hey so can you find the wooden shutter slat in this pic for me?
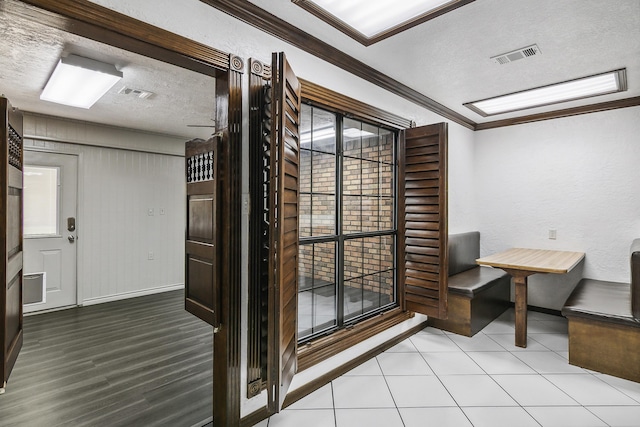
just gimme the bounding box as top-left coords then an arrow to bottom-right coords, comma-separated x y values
406,162 -> 439,173
405,245 -> 440,256
405,170 -> 440,180
405,221 -> 439,230
406,213 -> 439,222
399,123 -> 448,319
405,154 -> 440,165
405,229 -> 440,239
405,204 -> 439,213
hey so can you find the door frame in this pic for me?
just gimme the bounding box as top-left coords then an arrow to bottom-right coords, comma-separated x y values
23,148 -> 80,312
5,1 -> 244,425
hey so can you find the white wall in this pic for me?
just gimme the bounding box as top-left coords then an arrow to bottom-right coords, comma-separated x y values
475,106 -> 640,309
23,113 -> 187,305
83,0 -> 479,416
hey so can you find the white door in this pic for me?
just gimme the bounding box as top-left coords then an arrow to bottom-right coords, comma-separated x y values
23,151 -> 78,313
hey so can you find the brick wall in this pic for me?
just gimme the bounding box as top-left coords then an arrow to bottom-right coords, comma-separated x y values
299,129 -> 395,301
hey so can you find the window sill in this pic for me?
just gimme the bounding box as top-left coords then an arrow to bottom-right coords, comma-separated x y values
297,307 -> 414,371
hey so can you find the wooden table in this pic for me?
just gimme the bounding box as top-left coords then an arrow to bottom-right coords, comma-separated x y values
476,248 -> 585,347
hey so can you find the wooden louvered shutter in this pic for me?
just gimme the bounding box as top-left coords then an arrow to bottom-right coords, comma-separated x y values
268,52 -> 301,411
398,123 -> 448,319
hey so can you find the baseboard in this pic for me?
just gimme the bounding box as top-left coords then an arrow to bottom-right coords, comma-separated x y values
80,284 -> 185,306
508,302 -> 562,317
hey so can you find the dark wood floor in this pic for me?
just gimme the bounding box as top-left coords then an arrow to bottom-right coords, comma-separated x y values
0,290 -> 213,427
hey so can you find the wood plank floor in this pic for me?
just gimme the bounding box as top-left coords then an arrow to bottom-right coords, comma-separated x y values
0,290 -> 213,427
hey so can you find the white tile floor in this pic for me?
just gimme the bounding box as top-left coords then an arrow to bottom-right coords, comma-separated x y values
256,309 -> 640,427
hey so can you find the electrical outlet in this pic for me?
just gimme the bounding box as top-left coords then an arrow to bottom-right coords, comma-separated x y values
148,251 -> 154,260
548,229 -> 557,240
148,208 -> 154,216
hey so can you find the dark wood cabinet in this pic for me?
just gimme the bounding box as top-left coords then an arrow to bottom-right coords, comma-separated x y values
184,137 -> 220,328
1,97 -> 24,393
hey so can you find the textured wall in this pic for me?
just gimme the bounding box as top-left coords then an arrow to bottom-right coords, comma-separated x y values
23,114 -> 186,304
475,106 -> 640,309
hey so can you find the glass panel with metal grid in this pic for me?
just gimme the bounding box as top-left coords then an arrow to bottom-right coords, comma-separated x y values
298,103 -> 397,342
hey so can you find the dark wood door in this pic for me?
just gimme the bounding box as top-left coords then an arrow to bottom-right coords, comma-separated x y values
267,52 -> 301,411
184,137 -> 219,328
398,123 -> 448,319
1,97 -> 24,393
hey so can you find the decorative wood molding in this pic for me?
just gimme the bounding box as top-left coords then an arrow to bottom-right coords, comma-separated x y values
301,79 -> 412,130
16,0 -> 231,74
292,0 -> 475,47
198,0 -> 476,130
213,68 -> 244,426
250,58 -> 270,78
475,96 -> 640,131
247,58 -> 271,399
230,55 -> 245,73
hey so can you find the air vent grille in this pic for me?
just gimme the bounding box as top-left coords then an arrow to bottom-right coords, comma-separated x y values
118,86 -> 155,99
492,44 -> 541,65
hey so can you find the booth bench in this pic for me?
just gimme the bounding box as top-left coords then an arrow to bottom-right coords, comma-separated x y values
562,239 -> 640,382
428,232 -> 511,336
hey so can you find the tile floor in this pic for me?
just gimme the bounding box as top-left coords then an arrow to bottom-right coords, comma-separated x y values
256,309 -> 640,427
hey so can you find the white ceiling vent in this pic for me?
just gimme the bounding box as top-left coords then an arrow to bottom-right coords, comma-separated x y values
118,86 -> 155,99
491,44 -> 541,65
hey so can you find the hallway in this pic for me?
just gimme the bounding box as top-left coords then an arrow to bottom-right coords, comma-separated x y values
0,291 -> 213,427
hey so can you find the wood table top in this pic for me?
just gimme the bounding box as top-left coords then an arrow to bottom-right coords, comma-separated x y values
476,248 -> 585,274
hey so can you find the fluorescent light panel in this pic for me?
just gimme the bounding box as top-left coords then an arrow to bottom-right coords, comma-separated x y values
307,0 -> 456,38
465,69 -> 626,116
41,54 -> 123,109
300,126 -> 376,144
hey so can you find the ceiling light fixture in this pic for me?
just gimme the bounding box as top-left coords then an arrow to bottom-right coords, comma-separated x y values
464,69 -> 627,117
293,0 -> 473,45
40,54 -> 123,109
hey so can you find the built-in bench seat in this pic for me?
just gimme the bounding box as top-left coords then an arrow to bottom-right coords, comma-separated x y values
561,239 -> 640,382
428,232 -> 511,336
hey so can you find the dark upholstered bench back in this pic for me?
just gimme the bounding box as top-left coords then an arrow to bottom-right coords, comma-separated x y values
446,232 -> 509,298
631,239 -> 640,319
562,239 -> 640,325
448,231 -> 480,276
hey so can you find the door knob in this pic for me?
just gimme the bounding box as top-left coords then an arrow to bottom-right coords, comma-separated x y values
68,235 -> 75,243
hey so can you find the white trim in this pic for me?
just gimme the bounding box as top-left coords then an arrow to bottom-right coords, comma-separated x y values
80,283 -> 185,306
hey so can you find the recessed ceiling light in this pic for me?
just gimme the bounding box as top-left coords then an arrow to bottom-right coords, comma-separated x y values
293,0 -> 473,45
464,69 -> 627,117
41,54 -> 123,109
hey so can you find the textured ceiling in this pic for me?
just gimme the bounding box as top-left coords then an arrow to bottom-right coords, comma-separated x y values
251,0 -> 640,124
1,0 -> 638,136
0,12 -> 216,140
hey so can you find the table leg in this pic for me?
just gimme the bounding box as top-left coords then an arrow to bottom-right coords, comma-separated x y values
514,274 -> 528,348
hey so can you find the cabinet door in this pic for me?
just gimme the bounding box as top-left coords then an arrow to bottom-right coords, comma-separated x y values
1,97 -> 24,393
184,137 -> 219,327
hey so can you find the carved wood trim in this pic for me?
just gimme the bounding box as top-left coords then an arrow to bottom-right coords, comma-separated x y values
212,69 -> 244,426
247,58 -> 271,398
